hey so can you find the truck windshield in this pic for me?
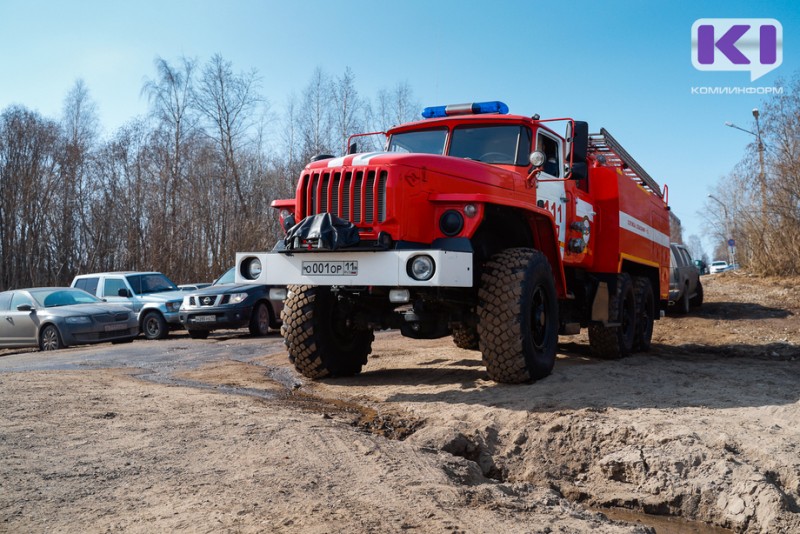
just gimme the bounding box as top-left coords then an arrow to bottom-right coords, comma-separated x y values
387,128 -> 447,155
450,124 -> 532,165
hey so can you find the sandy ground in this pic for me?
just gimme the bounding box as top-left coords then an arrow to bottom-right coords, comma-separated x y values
1,272 -> 798,533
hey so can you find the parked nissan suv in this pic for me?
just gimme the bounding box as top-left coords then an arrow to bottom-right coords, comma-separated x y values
669,243 -> 703,314
71,272 -> 187,339
178,267 -> 283,339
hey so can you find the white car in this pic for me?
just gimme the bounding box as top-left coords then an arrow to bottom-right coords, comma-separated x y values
709,261 -> 729,274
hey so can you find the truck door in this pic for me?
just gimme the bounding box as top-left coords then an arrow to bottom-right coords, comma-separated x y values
535,130 -> 567,258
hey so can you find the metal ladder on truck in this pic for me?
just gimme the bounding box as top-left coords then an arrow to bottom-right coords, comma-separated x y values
589,128 -> 663,198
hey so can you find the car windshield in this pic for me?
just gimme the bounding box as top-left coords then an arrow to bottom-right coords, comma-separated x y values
127,273 -> 179,294
213,268 -> 236,286
30,288 -> 102,307
387,128 -> 447,155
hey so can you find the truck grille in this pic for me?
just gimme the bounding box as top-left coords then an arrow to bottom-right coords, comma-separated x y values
299,168 -> 388,224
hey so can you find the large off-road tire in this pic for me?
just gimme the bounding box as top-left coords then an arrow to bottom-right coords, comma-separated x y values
248,301 -> 272,336
589,273 -> 637,359
39,324 -> 64,351
282,285 -> 374,379
142,311 -> 169,340
477,248 -> 558,383
690,280 -> 704,308
633,276 -> 655,352
452,326 -> 479,351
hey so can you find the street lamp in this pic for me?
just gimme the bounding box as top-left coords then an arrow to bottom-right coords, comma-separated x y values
708,194 -> 736,268
724,109 -> 767,220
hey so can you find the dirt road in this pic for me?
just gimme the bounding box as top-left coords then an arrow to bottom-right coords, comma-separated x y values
1,272 -> 798,533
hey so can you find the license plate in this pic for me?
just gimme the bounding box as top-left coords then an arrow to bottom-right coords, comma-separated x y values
192,315 -> 216,323
104,323 -> 128,332
301,261 -> 358,276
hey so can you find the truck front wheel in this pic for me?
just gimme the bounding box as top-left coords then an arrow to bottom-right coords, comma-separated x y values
477,248 -> 558,383
452,326 -> 479,351
282,285 -> 374,379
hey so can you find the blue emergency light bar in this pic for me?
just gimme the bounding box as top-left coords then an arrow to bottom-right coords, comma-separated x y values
421,100 -> 509,119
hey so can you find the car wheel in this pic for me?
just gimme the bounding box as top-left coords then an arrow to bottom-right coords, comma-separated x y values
187,329 -> 210,339
678,283 -> 690,314
142,311 -> 169,340
248,301 -> 272,336
39,324 -> 64,351
690,280 -> 704,308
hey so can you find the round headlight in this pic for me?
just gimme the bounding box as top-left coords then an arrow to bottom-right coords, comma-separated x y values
439,210 -> 464,237
247,258 -> 262,279
464,204 -> 478,218
408,255 -> 435,281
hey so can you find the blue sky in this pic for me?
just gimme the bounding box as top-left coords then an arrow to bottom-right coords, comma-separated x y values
0,0 -> 797,256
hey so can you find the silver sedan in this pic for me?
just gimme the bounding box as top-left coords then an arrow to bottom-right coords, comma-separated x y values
0,287 -> 139,351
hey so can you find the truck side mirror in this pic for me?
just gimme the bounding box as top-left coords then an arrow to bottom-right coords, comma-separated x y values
118,288 -> 132,298
347,141 -> 358,155
571,161 -> 588,181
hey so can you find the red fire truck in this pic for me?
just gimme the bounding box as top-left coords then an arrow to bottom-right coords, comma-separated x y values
236,101 -> 670,383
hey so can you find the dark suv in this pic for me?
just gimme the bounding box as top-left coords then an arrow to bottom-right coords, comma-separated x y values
178,268 -> 283,339
669,243 -> 703,313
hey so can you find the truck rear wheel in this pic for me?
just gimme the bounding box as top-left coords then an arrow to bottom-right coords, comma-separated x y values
282,285 -> 374,379
589,273 -> 636,359
633,276 -> 654,352
477,248 -> 558,383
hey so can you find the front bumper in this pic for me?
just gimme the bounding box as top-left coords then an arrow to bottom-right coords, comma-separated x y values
62,324 -> 139,345
163,310 -> 183,326
179,305 -> 253,330
235,249 -> 473,287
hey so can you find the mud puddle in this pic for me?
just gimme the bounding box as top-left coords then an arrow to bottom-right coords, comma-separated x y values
596,507 -> 733,534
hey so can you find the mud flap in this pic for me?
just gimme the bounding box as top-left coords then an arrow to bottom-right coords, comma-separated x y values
591,281 -> 610,323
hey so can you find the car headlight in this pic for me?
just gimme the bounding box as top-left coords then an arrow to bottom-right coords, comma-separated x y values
229,292 -> 249,304
65,316 -> 92,324
166,301 -> 182,312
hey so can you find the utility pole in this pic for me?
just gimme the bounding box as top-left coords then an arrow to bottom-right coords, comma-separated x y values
708,194 -> 736,268
752,108 -> 767,223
